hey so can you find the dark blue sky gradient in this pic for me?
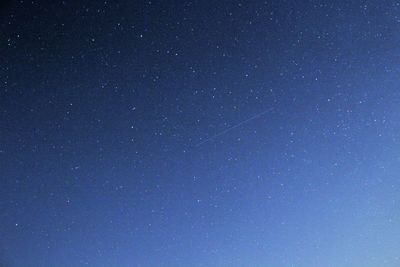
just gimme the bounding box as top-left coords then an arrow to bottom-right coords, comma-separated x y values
1,1 -> 400,266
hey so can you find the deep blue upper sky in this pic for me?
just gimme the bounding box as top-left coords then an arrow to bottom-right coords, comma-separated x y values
1,1 -> 400,266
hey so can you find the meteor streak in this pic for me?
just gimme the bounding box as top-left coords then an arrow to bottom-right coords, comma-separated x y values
195,107 -> 274,146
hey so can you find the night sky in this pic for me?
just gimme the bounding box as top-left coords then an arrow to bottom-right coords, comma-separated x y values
1,1 -> 400,266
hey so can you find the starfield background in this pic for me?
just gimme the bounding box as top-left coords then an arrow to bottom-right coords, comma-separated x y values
1,1 -> 400,266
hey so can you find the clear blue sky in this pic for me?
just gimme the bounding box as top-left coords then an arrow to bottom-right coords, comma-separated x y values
1,1 -> 400,266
